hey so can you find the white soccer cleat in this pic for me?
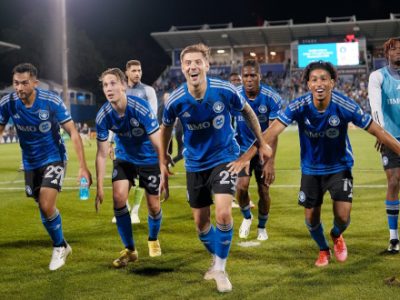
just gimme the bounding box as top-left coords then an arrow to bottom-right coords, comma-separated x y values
49,243 -> 72,271
205,270 -> 232,293
130,212 -> 140,224
231,199 -> 240,208
239,217 -> 253,239
257,228 -> 269,241
111,216 -> 116,223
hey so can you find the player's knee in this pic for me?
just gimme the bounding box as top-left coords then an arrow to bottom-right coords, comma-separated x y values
216,211 -> 232,224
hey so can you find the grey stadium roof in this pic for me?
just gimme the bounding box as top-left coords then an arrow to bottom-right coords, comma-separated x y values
151,14 -> 400,51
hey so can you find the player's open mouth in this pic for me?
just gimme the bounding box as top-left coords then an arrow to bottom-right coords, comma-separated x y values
190,74 -> 199,80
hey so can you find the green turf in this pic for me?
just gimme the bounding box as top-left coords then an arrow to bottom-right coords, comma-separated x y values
1,128 -> 399,299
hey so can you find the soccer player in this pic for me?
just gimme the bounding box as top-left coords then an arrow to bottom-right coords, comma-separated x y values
233,59 -> 282,241
95,68 -> 168,268
368,38 -> 400,253
229,72 -> 242,87
229,61 -> 400,267
0,63 -> 92,271
109,60 -> 159,224
160,43 -> 271,292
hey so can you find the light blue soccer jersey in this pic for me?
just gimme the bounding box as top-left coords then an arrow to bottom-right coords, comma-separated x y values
96,95 -> 159,166
163,77 -> 246,172
234,84 -> 282,153
278,91 -> 372,175
377,67 -> 400,138
0,89 -> 71,170
126,82 -> 158,114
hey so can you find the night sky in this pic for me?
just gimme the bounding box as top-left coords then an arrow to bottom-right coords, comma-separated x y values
0,0 -> 397,86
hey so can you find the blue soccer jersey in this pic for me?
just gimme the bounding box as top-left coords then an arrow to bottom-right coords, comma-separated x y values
0,89 -> 71,170
234,84 -> 282,153
278,91 -> 372,175
96,95 -> 159,166
163,77 -> 246,172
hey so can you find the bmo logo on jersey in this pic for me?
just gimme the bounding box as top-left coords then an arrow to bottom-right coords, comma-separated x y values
304,128 -> 339,139
39,121 -> 52,133
187,122 -> 211,130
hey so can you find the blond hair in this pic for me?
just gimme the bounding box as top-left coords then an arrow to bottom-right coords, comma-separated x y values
180,43 -> 210,62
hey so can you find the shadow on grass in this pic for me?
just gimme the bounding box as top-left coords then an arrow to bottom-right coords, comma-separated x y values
131,266 -> 175,276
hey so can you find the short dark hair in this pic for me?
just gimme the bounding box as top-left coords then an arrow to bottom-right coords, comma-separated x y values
302,61 -> 337,83
12,63 -> 38,78
126,60 -> 141,70
242,59 -> 260,73
229,72 -> 240,77
99,68 -> 127,84
383,38 -> 400,58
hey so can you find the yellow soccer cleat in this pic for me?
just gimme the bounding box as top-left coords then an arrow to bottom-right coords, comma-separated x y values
148,240 -> 162,257
112,249 -> 138,268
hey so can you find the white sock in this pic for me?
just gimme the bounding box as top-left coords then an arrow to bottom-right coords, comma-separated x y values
214,256 -> 227,272
131,204 -> 140,215
390,229 -> 399,241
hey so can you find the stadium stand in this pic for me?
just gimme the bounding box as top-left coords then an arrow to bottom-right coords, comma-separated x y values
151,14 -> 400,112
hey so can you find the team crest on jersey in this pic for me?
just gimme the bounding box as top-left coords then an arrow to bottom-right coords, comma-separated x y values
130,118 -> 140,127
328,115 -> 340,126
212,115 -> 225,129
132,128 -> 144,136
39,110 -> 49,120
382,156 -> 389,167
213,102 -> 225,113
298,191 -> 306,203
25,185 -> 32,196
39,121 -> 52,133
258,105 -> 267,113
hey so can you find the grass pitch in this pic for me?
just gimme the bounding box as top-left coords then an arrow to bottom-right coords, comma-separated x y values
1,128 -> 400,299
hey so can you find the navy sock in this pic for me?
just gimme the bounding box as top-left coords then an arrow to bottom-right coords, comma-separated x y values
115,205 -> 134,250
240,204 -> 252,220
148,209 -> 162,241
258,213 -> 269,229
331,218 -> 351,238
306,221 -> 329,251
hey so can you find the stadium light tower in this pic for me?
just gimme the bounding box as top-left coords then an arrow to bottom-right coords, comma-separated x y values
61,0 -> 70,110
